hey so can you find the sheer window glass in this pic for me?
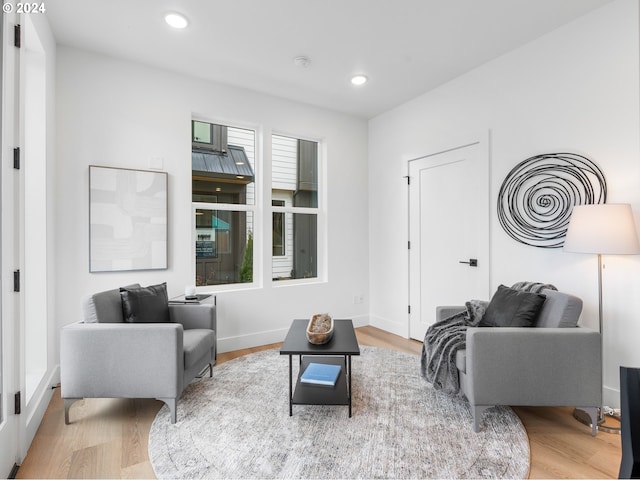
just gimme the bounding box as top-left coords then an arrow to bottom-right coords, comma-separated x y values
272,134 -> 319,281
192,121 -> 255,286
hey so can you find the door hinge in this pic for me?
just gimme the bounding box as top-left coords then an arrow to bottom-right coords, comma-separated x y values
408,305 -> 411,314
14,391 -> 21,415
13,147 -> 20,169
14,24 -> 21,48
13,270 -> 20,292
408,241 -> 410,249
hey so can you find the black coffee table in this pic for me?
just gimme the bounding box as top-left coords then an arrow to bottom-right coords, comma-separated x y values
280,319 -> 360,417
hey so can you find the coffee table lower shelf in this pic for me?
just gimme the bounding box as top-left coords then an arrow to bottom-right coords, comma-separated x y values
289,356 -> 352,416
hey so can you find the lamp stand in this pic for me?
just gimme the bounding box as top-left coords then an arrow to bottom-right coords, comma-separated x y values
573,253 -> 621,434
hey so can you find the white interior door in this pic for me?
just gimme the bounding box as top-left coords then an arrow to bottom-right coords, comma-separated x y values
408,139 -> 490,340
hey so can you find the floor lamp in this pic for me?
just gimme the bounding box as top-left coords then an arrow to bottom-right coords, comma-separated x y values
563,203 -> 640,433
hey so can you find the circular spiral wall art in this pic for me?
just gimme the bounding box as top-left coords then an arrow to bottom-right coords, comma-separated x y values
497,153 -> 607,248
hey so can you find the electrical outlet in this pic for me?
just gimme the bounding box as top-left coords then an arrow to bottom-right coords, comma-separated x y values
353,294 -> 364,304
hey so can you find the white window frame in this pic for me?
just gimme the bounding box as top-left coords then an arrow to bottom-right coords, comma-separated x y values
191,118 -> 261,292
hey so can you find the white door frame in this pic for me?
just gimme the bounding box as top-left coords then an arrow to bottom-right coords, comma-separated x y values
0,10 -> 20,477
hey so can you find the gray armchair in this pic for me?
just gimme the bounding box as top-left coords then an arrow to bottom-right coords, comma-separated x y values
439,289 -> 602,435
60,285 -> 216,424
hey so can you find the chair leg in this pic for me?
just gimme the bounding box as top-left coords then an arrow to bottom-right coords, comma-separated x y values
63,398 -> 81,425
576,406 -> 599,436
472,405 -> 491,432
157,397 -> 177,423
209,363 -> 213,377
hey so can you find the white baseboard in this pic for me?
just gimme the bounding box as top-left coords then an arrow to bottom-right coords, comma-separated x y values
218,327 -> 290,353
603,385 -> 620,409
369,314 -> 409,339
351,315 -> 369,329
218,315 -> 370,354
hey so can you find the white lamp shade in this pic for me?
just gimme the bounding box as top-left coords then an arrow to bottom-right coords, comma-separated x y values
563,203 -> 640,254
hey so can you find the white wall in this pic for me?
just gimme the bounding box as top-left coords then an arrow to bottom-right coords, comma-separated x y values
369,0 -> 639,407
55,47 -> 369,352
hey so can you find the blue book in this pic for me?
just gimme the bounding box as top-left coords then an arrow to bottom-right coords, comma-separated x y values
300,362 -> 341,386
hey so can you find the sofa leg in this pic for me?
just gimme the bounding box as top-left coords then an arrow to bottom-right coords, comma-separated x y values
157,397 -> 177,423
209,363 -> 213,378
472,405 -> 491,432
63,398 -> 81,425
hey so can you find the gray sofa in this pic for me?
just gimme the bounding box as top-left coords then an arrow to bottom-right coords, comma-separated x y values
437,288 -> 602,435
60,284 -> 216,424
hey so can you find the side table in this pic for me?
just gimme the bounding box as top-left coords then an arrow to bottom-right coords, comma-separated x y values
169,293 -> 215,305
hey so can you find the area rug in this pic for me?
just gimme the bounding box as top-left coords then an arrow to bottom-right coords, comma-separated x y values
149,346 -> 530,479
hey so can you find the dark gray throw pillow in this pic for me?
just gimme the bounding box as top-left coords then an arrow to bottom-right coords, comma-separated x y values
479,284 -> 546,328
120,282 -> 170,323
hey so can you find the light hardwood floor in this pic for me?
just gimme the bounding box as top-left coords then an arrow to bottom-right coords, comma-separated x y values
16,326 -> 621,479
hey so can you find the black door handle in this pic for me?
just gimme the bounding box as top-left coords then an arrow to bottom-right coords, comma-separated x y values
459,258 -> 478,267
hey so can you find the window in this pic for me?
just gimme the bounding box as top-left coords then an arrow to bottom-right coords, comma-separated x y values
192,121 -> 227,153
192,120 -> 255,286
272,200 -> 285,256
191,122 -> 322,287
272,134 -> 319,281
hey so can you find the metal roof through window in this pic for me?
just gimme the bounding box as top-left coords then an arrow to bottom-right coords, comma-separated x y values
192,145 -> 254,184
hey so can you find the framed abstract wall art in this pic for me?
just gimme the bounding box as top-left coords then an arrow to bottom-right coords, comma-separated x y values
89,165 -> 168,272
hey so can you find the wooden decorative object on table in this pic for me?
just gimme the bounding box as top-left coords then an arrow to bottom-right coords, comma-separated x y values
306,313 -> 334,345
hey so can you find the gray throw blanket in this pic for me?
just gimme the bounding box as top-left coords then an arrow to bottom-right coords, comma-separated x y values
420,281 -> 556,395
420,302 -> 481,396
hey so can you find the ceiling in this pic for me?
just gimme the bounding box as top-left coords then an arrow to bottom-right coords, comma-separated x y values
45,0 -> 614,119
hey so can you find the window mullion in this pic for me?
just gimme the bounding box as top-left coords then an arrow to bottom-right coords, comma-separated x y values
271,206 -> 318,215
194,202 -> 255,213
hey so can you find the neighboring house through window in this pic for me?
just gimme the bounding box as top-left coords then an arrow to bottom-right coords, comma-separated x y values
191,120 -> 320,287
192,120 -> 255,286
272,134 -> 318,281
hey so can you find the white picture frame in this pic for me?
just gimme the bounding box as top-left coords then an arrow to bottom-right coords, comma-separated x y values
89,165 -> 168,272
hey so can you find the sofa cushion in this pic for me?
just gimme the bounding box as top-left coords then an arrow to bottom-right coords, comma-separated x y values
83,284 -> 141,323
535,288 -> 583,328
82,294 -> 100,323
120,283 -> 170,323
479,285 -> 546,328
183,329 -> 215,369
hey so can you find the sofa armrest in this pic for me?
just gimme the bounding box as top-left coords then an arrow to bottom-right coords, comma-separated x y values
436,306 -> 465,322
60,322 -> 184,400
465,326 -> 602,406
170,303 -> 216,331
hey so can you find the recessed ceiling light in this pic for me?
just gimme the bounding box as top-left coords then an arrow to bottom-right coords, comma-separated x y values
350,74 -> 368,86
165,12 -> 189,29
